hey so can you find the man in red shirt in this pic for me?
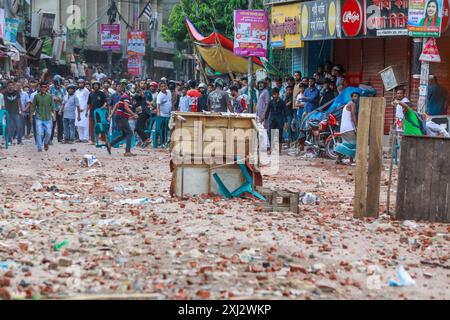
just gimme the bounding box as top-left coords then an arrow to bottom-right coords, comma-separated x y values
107,95 -> 138,157
186,80 -> 202,113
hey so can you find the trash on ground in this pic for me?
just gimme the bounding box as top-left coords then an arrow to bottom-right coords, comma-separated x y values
389,265 -> 416,287
80,155 -> 101,168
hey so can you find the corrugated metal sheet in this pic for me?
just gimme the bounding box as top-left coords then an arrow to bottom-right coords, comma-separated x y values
292,47 -> 305,75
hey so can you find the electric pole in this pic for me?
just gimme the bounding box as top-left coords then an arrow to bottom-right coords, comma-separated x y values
248,0 -> 254,113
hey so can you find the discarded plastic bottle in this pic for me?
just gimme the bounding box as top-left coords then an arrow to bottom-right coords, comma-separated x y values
53,239 -> 69,251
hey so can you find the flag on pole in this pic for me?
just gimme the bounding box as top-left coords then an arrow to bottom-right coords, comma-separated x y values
142,1 -> 153,22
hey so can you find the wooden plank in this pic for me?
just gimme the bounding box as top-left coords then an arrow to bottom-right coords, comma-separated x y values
395,137 -> 409,220
434,139 -> 449,222
354,98 -> 372,219
402,137 -> 418,221
409,137 -> 427,221
415,137 -> 435,221
366,98 -> 385,218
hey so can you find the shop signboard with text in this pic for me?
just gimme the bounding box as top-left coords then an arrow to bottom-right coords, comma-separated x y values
366,0 -> 409,36
127,31 -> 146,56
408,0 -> 443,37
341,0 -> 365,37
128,56 -> 141,75
270,3 -> 303,49
234,10 -> 269,57
301,0 -> 339,40
341,0 -> 410,37
100,24 -> 121,50
4,18 -> 20,44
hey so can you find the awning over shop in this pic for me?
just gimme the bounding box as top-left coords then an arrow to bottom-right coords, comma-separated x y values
196,44 -> 261,74
185,18 -> 264,74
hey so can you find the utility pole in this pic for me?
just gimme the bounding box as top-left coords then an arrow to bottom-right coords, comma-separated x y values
417,38 -> 429,113
248,0 -> 254,113
107,0 -> 117,77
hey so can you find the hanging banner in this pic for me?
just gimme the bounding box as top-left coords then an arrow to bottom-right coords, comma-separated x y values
301,0 -> 339,41
128,56 -> 141,75
233,10 -> 269,57
4,18 -> 20,44
270,3 -> 303,49
408,0 -> 443,37
366,0 -> 409,36
100,24 -> 121,50
0,9 -> 5,39
419,37 -> 441,61
127,31 -> 146,56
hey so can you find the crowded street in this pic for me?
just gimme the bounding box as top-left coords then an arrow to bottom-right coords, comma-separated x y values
0,0 -> 450,306
0,140 -> 449,300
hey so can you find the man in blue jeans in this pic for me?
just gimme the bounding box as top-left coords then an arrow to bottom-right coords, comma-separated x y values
59,84 -> 79,144
31,82 -> 56,152
4,80 -> 24,145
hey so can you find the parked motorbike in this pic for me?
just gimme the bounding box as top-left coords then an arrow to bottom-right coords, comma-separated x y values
304,113 -> 342,160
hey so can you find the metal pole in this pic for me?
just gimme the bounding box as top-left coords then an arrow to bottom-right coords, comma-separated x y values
248,0 -> 254,113
418,38 -> 429,113
107,50 -> 113,77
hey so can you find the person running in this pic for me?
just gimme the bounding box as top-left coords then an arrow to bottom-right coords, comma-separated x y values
59,84 -> 79,144
31,82 -> 56,152
107,95 -> 138,157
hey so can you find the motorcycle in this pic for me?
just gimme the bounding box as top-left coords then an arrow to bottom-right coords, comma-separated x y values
304,113 -> 342,160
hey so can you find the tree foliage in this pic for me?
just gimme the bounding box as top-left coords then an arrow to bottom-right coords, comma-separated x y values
162,0 -> 264,44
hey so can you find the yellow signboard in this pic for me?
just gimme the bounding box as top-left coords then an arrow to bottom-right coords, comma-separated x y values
270,3 -> 303,49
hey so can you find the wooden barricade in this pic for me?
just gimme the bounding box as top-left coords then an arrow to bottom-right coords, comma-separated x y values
169,112 -> 260,197
396,136 -> 450,222
354,97 -> 386,219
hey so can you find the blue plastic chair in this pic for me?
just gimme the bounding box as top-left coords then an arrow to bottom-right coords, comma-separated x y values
213,157 -> 266,201
0,110 -> 9,149
93,108 -> 110,148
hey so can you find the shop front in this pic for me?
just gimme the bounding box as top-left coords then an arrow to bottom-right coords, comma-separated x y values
269,1 -> 305,75
299,0 -> 337,76
335,0 -> 412,133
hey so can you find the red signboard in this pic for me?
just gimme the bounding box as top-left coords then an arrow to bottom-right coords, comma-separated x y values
341,0 -> 364,37
443,0 -> 450,33
128,56 -> 141,75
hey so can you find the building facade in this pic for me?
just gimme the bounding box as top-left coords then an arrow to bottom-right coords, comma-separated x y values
265,0 -> 450,133
31,0 -> 179,79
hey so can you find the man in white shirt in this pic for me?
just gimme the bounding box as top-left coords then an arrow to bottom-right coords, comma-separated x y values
92,67 -> 107,82
75,79 -> 90,142
393,88 -> 412,133
157,82 -> 172,118
156,82 -> 172,146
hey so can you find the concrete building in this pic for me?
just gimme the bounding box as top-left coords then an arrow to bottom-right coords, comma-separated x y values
31,0 -> 179,79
